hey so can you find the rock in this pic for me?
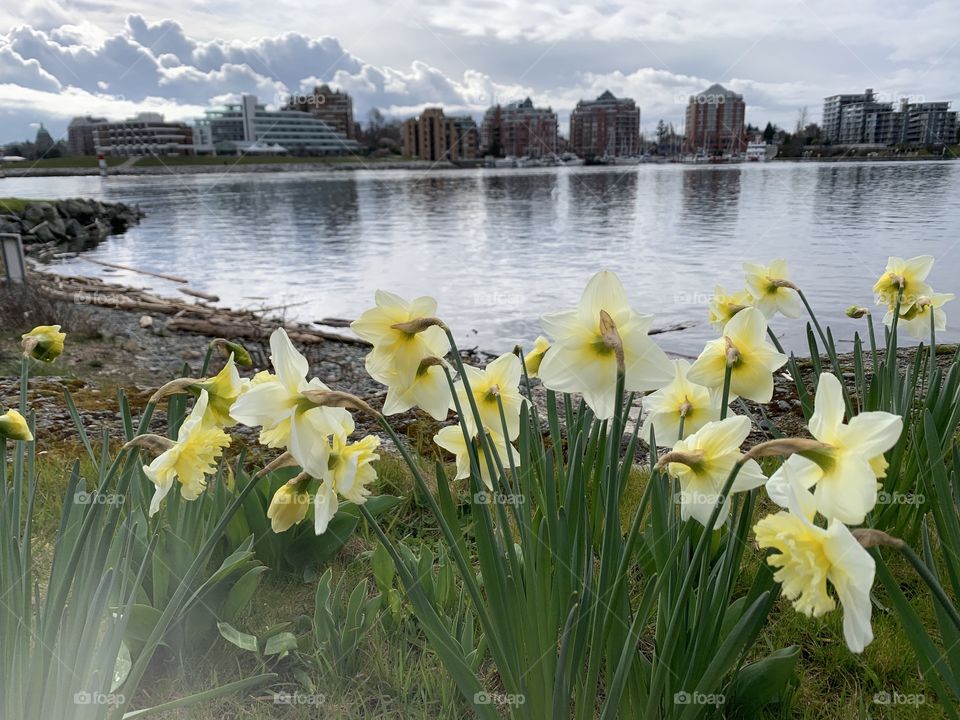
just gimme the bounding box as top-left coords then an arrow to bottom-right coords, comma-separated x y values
28,220 -> 57,244
139,315 -> 154,328
181,349 -> 202,360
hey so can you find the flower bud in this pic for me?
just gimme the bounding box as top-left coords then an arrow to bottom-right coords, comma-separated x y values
0,409 -> 33,442
267,474 -> 311,533
599,310 -> 625,375
21,325 -> 66,362
845,306 -> 870,319
211,338 -> 253,367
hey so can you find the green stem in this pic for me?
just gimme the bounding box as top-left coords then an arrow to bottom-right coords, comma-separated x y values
765,326 -> 786,355
797,288 -> 829,350
899,543 -> 960,632
719,365 -> 733,420
200,345 -> 215,377
866,312 -> 879,374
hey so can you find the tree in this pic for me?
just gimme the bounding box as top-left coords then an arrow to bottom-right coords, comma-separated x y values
762,122 -> 776,143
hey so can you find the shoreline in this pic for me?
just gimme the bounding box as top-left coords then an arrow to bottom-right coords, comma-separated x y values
1,155 -> 953,177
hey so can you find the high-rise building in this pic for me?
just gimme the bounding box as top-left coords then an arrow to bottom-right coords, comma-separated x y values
568,91 -> 640,157
284,85 -> 356,140
67,116 -> 107,155
822,89 -> 958,146
683,84 -> 746,156
196,95 -> 361,154
480,98 -> 558,158
93,113 -> 195,156
401,108 -> 478,161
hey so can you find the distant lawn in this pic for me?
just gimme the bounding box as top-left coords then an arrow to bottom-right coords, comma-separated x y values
131,154 -> 410,167
2,156 -> 128,169
0,197 -> 55,212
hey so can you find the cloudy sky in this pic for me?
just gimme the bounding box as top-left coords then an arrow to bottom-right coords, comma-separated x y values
0,0 -> 957,143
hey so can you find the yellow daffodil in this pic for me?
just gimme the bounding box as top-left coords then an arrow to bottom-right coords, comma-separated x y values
231,328 -> 354,478
885,292 -> 954,340
454,353 -> 524,441
687,307 -> 787,403
380,357 -> 452,421
194,354 -> 248,427
434,426 -> 519,491
352,290 -> 450,386
873,255 -> 934,310
660,415 -> 766,526
21,325 -> 66,362
0,409 -> 33,442
143,390 -> 231,516
267,476 -> 311,533
765,373 -> 902,525
743,260 -> 802,319
313,433 -> 381,535
538,270 -> 673,420
755,474 -> 875,653
709,286 -> 753,331
641,359 -> 723,446
523,336 -> 551,377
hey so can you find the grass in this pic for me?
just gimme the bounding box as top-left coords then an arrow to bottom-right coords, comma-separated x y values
2,156 -> 128,169
0,197 -> 57,213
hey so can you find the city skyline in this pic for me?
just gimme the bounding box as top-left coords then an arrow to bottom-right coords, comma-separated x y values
1,2 -> 958,144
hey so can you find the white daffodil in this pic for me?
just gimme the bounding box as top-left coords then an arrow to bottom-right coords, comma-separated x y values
313,433 -> 381,535
231,328 -> 354,478
454,353 -> 524,441
380,357 -> 452,421
641,359 -> 723,446
885,291 -> 954,340
351,290 -> 450,386
765,373 -> 902,525
873,255 -> 934,311
143,390 -> 231,516
687,307 -> 787,403
755,474 -> 875,653
709,286 -> 753,331
744,260 -> 803,319
661,415 -> 766,526
434,426 -> 519,491
538,270 -> 673,420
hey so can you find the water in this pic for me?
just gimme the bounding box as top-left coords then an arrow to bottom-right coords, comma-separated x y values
4,162 -> 958,357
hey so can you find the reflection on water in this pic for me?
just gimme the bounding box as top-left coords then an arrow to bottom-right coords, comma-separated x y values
3,162 -> 958,356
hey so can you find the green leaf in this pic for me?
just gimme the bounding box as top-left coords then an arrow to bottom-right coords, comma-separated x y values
726,646 -> 800,714
217,621 -> 259,653
263,631 -> 299,657
221,566 -> 268,622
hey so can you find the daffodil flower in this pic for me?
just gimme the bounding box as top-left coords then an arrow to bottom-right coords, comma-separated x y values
755,472 -> 875,653
873,255 -> 934,310
0,409 -> 33,442
523,336 -> 551,377
538,270 -> 673,420
743,260 -> 803,319
885,292 -> 954,340
231,328 -> 354,478
454,353 -> 524,440
641,359 -> 723,446
313,433 -> 381,535
352,290 -> 450,386
687,307 -> 787,403
143,390 -> 231,516
380,357 -> 452,421
193,354 -> 248,427
434,426 -> 519,491
709,286 -> 753,330
660,415 -> 766,526
765,373 -> 902,525
267,476 -> 311,533
21,325 -> 66,362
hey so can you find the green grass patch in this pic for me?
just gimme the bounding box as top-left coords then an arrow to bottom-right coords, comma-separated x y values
2,156 -> 128,169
